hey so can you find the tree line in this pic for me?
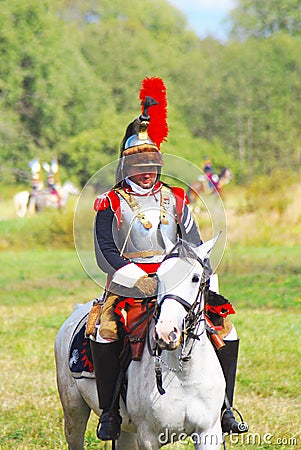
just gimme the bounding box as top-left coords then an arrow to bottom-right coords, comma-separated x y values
0,0 -> 300,186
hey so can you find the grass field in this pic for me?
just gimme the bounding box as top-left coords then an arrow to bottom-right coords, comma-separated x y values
0,179 -> 300,449
0,247 -> 300,450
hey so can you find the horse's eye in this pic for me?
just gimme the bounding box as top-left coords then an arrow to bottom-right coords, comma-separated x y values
192,274 -> 200,283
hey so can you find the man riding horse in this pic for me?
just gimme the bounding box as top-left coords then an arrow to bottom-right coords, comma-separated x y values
88,77 -> 246,442
46,172 -> 62,208
203,158 -> 220,192
28,159 -> 44,209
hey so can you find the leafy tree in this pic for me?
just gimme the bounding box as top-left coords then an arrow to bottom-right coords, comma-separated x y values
229,0 -> 301,40
1,0 -> 301,187
0,0 -> 111,169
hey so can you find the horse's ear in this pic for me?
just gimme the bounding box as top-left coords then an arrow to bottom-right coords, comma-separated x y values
196,232 -> 221,261
42,162 -> 51,173
160,230 -> 176,255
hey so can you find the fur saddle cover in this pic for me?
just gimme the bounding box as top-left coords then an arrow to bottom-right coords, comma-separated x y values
69,311 -> 95,379
114,298 -> 156,361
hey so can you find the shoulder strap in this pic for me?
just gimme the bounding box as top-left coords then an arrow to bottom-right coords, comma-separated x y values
160,185 -> 170,225
170,186 -> 189,223
115,187 -> 152,229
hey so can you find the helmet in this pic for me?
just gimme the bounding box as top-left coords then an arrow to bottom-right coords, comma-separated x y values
124,134 -> 154,151
204,157 -> 213,173
116,77 -> 168,183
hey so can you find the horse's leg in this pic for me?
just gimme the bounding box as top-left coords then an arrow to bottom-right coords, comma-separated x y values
17,197 -> 25,217
57,376 -> 91,450
117,430 -> 138,450
194,419 -> 223,450
28,196 -> 36,215
136,427 -> 159,450
55,331 -> 91,450
64,403 -> 90,450
17,199 -> 26,218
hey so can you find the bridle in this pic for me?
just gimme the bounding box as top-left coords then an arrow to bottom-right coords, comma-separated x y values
148,242 -> 208,394
154,240 -> 207,336
153,285 -> 207,351
150,288 -> 207,395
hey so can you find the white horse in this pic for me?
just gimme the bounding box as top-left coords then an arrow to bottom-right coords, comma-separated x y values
55,237 -> 225,450
14,181 -> 79,217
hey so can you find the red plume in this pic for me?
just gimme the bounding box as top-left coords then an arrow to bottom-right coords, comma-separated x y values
139,76 -> 168,149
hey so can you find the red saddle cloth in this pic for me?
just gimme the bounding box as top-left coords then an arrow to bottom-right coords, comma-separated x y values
115,298 -> 156,361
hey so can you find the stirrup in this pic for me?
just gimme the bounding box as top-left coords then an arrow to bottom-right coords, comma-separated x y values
221,407 -> 248,434
96,410 -> 122,441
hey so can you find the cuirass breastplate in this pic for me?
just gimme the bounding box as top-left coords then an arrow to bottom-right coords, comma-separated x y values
113,191 -> 178,263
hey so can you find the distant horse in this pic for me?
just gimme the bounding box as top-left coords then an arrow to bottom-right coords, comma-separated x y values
14,181 -> 79,217
14,191 -> 31,218
55,237 -> 225,449
187,168 -> 232,204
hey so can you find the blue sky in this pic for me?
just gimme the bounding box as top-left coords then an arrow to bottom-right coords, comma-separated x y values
168,0 -> 235,41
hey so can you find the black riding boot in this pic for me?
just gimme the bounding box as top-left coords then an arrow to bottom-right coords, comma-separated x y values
216,339 -> 248,434
90,339 -> 123,441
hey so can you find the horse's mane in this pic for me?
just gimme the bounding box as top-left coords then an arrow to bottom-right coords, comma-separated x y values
219,167 -> 228,178
174,240 -> 199,263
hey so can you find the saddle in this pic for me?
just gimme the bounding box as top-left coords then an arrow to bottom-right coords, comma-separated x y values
85,297 -> 156,362
69,291 -> 235,388
116,298 -> 156,361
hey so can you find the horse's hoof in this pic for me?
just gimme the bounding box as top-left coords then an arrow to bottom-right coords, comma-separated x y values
96,410 -> 122,441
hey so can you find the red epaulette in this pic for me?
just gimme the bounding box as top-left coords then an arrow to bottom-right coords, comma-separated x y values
170,186 -> 189,223
94,190 -> 122,229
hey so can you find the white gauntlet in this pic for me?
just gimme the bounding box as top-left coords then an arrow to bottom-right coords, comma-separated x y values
111,263 -> 148,288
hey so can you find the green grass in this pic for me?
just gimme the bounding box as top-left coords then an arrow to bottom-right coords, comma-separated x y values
0,248 -> 300,449
0,209 -> 76,250
219,245 -> 301,309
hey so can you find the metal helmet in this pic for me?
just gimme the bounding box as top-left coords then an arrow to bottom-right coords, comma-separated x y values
116,77 -> 168,183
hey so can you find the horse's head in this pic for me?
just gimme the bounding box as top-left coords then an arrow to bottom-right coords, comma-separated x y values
62,181 -> 80,196
219,167 -> 232,185
154,240 -> 211,351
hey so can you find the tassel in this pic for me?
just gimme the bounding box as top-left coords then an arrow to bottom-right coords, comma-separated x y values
139,76 -> 169,149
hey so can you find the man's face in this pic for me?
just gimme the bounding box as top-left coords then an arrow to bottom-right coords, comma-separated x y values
128,165 -> 158,189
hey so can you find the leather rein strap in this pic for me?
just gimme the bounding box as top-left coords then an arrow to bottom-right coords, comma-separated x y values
158,294 -> 192,311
